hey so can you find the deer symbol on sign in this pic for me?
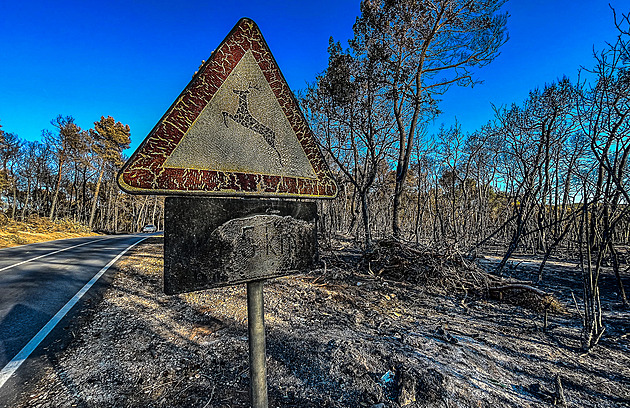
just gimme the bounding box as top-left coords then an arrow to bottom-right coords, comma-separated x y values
222,84 -> 283,166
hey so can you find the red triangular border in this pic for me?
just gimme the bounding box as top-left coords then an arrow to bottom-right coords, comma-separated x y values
118,18 -> 337,199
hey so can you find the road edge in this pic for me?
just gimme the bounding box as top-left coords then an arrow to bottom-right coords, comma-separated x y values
0,236 -> 150,407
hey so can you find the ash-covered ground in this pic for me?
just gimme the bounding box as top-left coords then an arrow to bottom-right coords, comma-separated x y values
10,237 -> 630,407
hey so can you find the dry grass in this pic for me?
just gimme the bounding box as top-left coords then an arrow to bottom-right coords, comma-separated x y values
0,213 -> 98,248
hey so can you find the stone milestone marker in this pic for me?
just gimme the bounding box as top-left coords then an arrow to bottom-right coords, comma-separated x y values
117,17 -> 337,408
163,197 -> 318,294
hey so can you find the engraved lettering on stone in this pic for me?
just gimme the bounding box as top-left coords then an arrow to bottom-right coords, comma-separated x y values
238,225 -> 257,258
222,85 -> 283,166
206,214 -> 314,282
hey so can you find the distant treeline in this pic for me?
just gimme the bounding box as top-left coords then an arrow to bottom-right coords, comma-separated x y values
0,115 -> 164,233
302,1 -> 629,349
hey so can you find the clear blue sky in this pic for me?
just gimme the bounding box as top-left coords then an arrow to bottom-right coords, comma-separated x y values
0,1 -> 626,153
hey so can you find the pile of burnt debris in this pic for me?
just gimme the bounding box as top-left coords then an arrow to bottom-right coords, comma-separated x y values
352,238 -> 562,314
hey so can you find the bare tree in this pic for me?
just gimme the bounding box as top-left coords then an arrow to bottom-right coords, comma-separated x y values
45,115 -> 86,220
17,141 -> 45,220
352,0 -> 508,238
0,131 -> 22,218
89,116 -> 131,230
305,40 -> 396,249
0,116 -> 153,233
575,9 -> 630,348
493,79 -> 578,274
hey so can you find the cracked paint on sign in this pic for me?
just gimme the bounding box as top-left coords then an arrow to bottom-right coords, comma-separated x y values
117,18 -> 337,198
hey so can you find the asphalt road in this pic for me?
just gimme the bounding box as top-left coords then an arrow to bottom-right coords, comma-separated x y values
0,234 -> 152,394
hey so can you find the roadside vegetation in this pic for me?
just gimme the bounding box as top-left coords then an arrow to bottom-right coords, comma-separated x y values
0,116 -> 164,235
304,2 -> 630,351
0,213 -> 97,248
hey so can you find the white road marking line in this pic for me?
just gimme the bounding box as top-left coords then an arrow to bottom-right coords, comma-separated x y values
0,237 -> 113,273
0,236 -> 148,389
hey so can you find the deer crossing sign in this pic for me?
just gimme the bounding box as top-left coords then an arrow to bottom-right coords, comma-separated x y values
117,18 -> 337,199
117,18 -> 336,292
116,18 -> 335,408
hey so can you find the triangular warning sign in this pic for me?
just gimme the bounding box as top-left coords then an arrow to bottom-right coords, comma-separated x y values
118,18 -> 337,199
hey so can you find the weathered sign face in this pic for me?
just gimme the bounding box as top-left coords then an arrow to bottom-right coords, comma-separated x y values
117,18 -> 337,199
164,197 -> 317,294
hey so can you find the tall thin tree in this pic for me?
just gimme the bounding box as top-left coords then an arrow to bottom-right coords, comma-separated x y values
89,116 -> 131,230
352,0 -> 508,238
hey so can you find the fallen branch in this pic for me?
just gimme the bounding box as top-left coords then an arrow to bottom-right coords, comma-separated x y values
489,284 -> 549,297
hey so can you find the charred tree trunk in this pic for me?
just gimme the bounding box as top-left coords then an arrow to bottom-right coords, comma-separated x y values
89,167 -> 104,230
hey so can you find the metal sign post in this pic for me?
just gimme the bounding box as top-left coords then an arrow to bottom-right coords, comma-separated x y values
117,18 -> 338,408
163,197 -> 317,407
247,280 -> 268,407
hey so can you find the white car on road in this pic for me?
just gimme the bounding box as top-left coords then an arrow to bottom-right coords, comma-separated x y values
142,224 -> 157,233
